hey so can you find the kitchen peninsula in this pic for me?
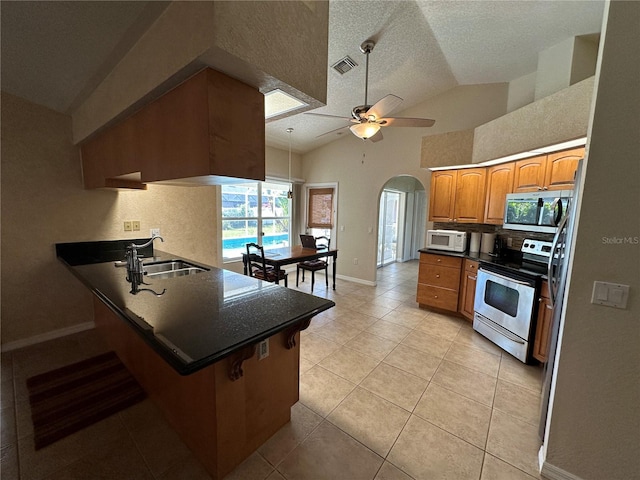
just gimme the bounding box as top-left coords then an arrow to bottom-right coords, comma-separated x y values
56,240 -> 334,479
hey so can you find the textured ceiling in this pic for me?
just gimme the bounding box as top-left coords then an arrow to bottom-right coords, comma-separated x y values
1,1 -> 604,153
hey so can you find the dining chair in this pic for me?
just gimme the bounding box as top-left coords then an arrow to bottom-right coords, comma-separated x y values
245,243 -> 288,287
296,236 -> 330,292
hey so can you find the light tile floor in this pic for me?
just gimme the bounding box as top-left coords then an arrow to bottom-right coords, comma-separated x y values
1,261 -> 544,479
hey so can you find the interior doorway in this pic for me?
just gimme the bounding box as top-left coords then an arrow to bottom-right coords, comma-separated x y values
376,176 -> 426,268
377,190 -> 403,267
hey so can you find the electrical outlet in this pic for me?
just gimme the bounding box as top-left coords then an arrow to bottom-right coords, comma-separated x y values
132,221 -> 140,231
353,258 -> 358,265
258,339 -> 269,360
124,221 -> 132,232
150,228 -> 160,237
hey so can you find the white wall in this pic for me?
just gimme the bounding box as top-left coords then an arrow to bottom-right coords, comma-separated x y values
507,71 -> 536,113
1,93 -> 218,347
543,2 -> 640,479
302,83 -> 509,283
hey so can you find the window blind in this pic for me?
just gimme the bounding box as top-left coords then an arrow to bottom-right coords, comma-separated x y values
308,188 -> 334,228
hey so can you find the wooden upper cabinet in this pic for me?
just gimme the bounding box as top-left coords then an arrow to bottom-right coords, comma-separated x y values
484,163 -> 514,225
513,155 -> 547,193
80,68 -> 265,189
544,147 -> 583,190
513,147 -> 583,193
429,168 -> 487,223
429,170 -> 457,222
454,168 -> 487,223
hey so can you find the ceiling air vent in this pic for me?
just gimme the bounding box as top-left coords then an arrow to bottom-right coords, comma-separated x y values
332,56 -> 357,75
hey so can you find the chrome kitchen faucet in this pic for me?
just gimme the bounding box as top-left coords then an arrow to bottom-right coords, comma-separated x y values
125,234 -> 164,292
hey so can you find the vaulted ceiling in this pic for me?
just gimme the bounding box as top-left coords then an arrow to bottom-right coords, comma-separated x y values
1,1 -> 604,154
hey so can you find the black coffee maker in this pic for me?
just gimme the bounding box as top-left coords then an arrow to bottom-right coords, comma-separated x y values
493,237 -> 507,257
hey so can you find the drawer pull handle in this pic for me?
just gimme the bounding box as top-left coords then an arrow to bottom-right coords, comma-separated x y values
434,295 -> 438,298
546,305 -> 553,310
436,274 -> 440,278
437,259 -> 441,262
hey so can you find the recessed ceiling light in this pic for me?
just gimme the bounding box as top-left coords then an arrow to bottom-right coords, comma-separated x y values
265,89 -> 307,119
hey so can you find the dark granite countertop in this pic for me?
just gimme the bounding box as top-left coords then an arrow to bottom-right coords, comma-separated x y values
418,248 -> 548,280
57,241 -> 335,375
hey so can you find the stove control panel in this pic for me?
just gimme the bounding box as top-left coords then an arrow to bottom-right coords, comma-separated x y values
521,239 -> 554,258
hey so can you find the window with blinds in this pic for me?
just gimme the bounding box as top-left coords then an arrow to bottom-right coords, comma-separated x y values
307,188 -> 334,228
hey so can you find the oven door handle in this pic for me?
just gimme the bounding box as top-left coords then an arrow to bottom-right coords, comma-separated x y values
475,314 -> 526,344
480,269 -> 532,287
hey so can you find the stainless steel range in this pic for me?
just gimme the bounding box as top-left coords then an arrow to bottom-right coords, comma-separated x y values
473,239 -> 553,363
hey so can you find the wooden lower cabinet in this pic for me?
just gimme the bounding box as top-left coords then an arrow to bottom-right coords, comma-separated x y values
458,259 -> 479,322
533,281 -> 553,362
417,253 -> 462,312
93,296 -> 298,479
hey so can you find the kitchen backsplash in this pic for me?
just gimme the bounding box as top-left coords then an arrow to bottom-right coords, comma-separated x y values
433,222 -> 554,250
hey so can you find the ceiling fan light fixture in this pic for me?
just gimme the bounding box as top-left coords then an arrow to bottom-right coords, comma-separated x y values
350,122 -> 380,140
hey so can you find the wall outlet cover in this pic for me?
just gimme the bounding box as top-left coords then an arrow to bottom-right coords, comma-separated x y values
124,221 -> 132,232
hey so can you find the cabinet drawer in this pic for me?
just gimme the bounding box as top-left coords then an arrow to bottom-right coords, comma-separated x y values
420,253 -> 462,269
417,285 -> 459,312
464,259 -> 479,273
418,265 -> 460,290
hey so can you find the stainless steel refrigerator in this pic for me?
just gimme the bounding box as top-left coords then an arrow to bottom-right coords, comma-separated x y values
539,158 -> 585,439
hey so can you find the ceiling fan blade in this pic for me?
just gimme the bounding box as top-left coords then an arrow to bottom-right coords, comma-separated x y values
369,129 -> 384,143
379,117 -> 436,128
316,124 -> 351,138
305,112 -> 353,121
366,94 -> 403,120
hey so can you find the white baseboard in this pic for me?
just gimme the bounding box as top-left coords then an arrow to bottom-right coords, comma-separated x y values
1,322 -> 95,352
541,461 -> 586,480
336,274 -> 376,286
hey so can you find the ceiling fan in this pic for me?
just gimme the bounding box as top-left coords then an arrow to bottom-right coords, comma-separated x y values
307,39 -> 436,142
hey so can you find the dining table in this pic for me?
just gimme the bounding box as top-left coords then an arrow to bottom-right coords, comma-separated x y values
242,245 -> 338,289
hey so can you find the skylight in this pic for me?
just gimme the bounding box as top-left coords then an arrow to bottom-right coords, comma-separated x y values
265,89 -> 307,119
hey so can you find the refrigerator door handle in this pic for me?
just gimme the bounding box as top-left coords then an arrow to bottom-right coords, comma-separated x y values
548,213 -> 569,307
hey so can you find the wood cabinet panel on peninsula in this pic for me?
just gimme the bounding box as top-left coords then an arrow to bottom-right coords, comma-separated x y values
81,68 -> 265,189
429,168 -> 487,223
417,252 -> 462,312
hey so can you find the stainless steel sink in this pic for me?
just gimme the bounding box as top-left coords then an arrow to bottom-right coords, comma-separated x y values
143,260 -> 208,279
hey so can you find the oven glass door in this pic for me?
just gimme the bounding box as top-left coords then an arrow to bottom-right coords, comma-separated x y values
475,269 -> 535,339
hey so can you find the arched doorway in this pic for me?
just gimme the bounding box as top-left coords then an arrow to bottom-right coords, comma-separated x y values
376,175 -> 426,268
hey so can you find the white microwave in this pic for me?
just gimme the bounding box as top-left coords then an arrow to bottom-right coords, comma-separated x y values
426,230 -> 467,252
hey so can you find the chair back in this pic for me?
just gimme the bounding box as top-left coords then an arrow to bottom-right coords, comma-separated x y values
316,236 -> 330,259
246,242 -> 267,277
315,236 -> 330,250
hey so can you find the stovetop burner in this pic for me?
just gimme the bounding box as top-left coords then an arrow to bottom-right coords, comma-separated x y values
477,238 -> 552,279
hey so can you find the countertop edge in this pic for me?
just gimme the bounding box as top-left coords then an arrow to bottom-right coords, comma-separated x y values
57,248 -> 335,376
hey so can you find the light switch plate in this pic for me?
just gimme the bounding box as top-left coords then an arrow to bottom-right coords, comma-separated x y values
124,221 -> 132,232
132,221 -> 140,231
591,281 -> 630,309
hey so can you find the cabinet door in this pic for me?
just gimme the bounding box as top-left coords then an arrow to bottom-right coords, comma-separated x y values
428,170 -> 457,222
544,147 -> 583,190
533,283 -> 553,362
484,163 -> 514,224
454,168 -> 487,223
513,155 -> 547,193
458,260 -> 478,321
